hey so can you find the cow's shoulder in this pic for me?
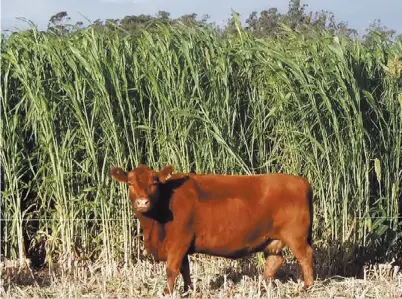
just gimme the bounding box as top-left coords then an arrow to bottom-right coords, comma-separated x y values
156,173 -> 198,212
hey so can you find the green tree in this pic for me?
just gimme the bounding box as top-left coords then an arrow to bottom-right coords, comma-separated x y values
363,19 -> 396,46
245,8 -> 282,37
48,11 -> 71,35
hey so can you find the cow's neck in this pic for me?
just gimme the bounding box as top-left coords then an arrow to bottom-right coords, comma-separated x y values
136,212 -> 165,246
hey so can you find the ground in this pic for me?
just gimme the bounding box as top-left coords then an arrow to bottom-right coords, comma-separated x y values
1,255 -> 401,298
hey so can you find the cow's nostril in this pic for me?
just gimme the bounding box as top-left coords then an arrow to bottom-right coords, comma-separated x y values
137,199 -> 149,207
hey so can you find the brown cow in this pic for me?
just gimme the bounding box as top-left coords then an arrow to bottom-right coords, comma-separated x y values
111,164 -> 314,295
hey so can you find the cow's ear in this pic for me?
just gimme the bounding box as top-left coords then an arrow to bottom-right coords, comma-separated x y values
111,167 -> 128,183
158,165 -> 174,183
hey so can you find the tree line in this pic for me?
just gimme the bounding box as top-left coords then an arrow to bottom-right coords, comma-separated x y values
42,0 -> 400,45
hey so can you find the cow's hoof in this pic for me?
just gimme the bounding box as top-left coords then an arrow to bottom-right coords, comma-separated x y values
163,288 -> 174,297
301,283 -> 314,294
182,285 -> 202,298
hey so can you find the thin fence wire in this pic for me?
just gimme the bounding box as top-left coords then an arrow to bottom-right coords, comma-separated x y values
0,219 -> 133,221
0,216 -> 402,221
0,219 -> 135,221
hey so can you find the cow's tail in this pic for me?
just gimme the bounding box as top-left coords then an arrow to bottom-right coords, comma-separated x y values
307,184 -> 314,247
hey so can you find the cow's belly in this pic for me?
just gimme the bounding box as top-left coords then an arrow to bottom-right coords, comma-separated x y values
193,225 -> 272,257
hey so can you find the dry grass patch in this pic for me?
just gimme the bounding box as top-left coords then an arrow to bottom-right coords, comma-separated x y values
1,256 -> 402,298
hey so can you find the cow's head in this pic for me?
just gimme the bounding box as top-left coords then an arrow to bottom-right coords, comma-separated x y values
111,164 -> 174,213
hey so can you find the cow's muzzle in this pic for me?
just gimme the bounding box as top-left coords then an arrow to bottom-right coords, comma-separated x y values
133,198 -> 150,212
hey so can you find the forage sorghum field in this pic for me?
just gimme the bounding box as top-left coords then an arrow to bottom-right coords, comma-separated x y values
1,16 -> 402,298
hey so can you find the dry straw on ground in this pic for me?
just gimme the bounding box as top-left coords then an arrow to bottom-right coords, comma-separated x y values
1,255 -> 401,298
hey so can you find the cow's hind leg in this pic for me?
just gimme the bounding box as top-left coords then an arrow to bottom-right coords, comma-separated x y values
263,254 -> 284,280
180,255 -> 192,293
263,240 -> 285,281
285,238 -> 314,288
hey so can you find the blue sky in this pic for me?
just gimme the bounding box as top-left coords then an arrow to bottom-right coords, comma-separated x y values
1,0 -> 401,35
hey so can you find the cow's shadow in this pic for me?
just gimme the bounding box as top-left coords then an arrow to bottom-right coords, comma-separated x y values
312,238 -> 402,281
206,239 -> 402,291
207,256 -> 299,291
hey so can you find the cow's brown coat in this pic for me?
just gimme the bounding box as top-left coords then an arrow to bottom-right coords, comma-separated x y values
111,164 -> 314,295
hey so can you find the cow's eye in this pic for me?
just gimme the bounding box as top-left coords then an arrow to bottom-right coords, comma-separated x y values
151,176 -> 159,185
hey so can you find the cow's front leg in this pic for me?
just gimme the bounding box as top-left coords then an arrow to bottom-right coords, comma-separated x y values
163,243 -> 191,296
